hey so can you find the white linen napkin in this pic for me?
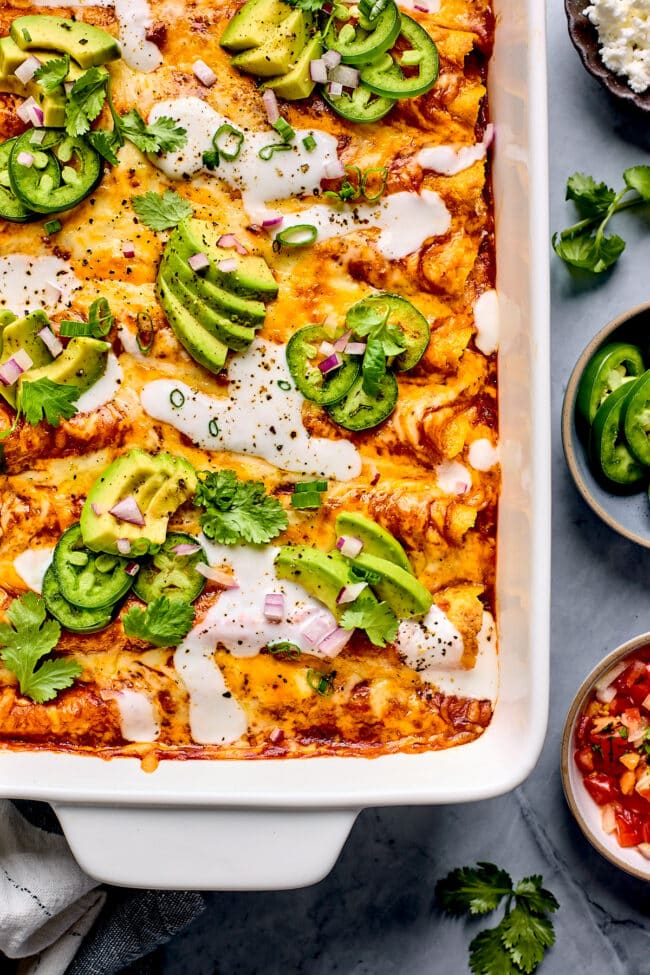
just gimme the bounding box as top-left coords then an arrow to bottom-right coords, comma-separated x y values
0,800 -> 105,975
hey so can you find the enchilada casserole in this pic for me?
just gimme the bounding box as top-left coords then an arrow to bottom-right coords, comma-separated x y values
0,0 -> 498,763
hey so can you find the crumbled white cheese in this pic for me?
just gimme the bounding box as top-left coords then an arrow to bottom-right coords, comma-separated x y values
585,0 -> 650,94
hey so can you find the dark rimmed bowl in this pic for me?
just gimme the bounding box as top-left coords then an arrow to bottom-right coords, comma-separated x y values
565,0 -> 650,112
562,633 -> 650,881
562,301 -> 650,548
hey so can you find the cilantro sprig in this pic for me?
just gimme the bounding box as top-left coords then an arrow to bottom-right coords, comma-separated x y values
340,599 -> 398,647
0,591 -> 82,703
34,54 -> 70,93
65,66 -> 109,137
123,596 -> 195,648
347,302 -> 404,396
553,166 -> 650,274
436,863 -> 559,975
19,378 -> 79,427
194,469 -> 289,546
131,190 -> 194,231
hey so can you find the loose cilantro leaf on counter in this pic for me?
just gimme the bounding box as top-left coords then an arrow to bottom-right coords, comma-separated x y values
553,165 -> 650,274
123,596 -> 195,648
34,54 -> 70,93
194,469 -> 289,545
64,66 -> 108,137
117,110 -> 187,154
436,864 -> 559,975
0,591 -> 82,703
131,190 -> 193,231
340,599 -> 398,647
19,378 -> 79,427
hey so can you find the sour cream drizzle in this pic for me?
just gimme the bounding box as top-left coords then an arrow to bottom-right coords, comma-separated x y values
0,256 -> 80,316
13,547 -> 55,594
473,289 -> 500,356
105,689 -> 161,742
468,438 -> 499,471
435,460 -> 471,495
75,353 -> 123,413
417,125 -> 494,176
140,340 -> 362,481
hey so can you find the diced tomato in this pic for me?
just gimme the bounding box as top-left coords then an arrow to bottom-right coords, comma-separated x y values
584,772 -> 621,806
611,695 -> 633,715
617,660 -> 647,690
621,708 -> 647,742
628,680 -> 650,708
642,819 -> 650,845
575,714 -> 591,747
588,731 -> 629,769
615,807 -> 644,847
575,746 -> 595,774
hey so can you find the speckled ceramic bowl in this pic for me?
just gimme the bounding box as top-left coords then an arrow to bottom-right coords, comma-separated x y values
565,0 -> 650,112
562,633 -> 650,881
562,301 -> 650,548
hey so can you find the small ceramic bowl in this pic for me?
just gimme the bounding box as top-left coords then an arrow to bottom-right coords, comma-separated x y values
562,301 -> 650,548
565,0 -> 650,112
561,633 -> 650,880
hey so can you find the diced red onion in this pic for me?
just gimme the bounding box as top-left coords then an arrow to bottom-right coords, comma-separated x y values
595,662 -> 627,692
125,561 -> 140,576
336,581 -> 367,605
14,55 -> 41,85
122,241 -> 135,258
195,562 -> 239,588
322,49 -> 341,69
14,349 -> 33,372
319,340 -> 335,356
601,804 -> 617,834
17,96 -> 43,127
329,65 -> 360,89
370,471 -> 381,486
413,2 -> 429,10
317,626 -> 353,656
324,158 -> 345,179
38,326 -> 63,358
91,502 -> 102,516
263,592 -> 285,622
44,281 -> 61,304
217,233 -> 248,255
171,543 -> 202,555
217,258 -> 237,272
336,534 -> 364,558
269,726 -> 284,743
0,349 -> 33,387
345,342 -> 366,355
642,693 -> 650,712
300,612 -> 336,649
16,151 -> 34,168
262,212 -> 283,229
327,81 -> 343,97
116,537 -> 132,555
193,59 -> 217,87
188,252 -> 210,272
262,89 -> 279,124
109,495 -> 145,526
309,59 -> 328,84
318,352 -> 342,375
596,685 -> 617,704
332,329 -> 351,352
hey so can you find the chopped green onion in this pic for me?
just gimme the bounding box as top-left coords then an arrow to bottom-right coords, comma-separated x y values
306,668 -> 335,696
290,491 -> 322,509
59,319 -> 92,338
268,641 -> 302,659
170,388 -> 185,408
136,310 -> 155,354
202,150 -> 219,170
275,224 -> 318,248
302,134 -> 317,152
277,379 -> 292,391
89,297 -> 112,337
213,123 -> 244,161
208,417 -> 219,437
294,480 -> 328,493
273,117 -> 295,143
258,143 -> 292,161
361,165 -> 388,203
44,219 -> 61,235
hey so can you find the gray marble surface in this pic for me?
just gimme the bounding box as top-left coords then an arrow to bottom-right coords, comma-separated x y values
162,4 -> 650,972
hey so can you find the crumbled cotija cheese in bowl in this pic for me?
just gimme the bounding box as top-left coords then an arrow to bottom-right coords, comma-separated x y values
585,0 -> 650,94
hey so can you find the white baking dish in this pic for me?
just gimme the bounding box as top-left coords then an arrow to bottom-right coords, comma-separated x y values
0,0 -> 550,890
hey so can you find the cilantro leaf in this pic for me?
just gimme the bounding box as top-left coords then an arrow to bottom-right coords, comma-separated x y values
513,876 -> 559,916
500,906 -> 555,974
469,928 -> 520,975
117,110 -> 187,154
566,172 -> 616,218
132,190 -> 193,231
194,469 -> 288,545
19,378 -> 79,427
436,862 -> 512,916
34,54 -> 70,93
64,66 -> 108,137
340,599 -> 398,647
286,0 -> 327,10
0,591 -> 81,703
123,596 -> 195,648
624,165 -> 650,202
552,230 -> 625,274
361,332 -> 386,396
87,129 -> 121,166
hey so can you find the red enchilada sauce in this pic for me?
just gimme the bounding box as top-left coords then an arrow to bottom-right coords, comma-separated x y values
575,647 -> 650,853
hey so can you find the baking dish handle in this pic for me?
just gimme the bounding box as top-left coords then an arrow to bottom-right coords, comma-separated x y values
52,803 -> 360,890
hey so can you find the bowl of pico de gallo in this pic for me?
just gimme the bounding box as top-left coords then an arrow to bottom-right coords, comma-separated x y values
562,633 -> 650,879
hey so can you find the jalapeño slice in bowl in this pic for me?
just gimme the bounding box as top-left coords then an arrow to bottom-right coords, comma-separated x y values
326,370 -> 398,430
42,565 -> 114,633
133,532 -> 207,604
9,130 -> 101,214
321,81 -> 396,123
53,524 -> 135,610
286,324 -> 360,405
623,370 -> 650,466
322,0 -> 401,65
590,382 -> 647,488
0,137 -> 52,222
576,341 -> 645,425
346,293 -> 430,371
359,15 -> 439,99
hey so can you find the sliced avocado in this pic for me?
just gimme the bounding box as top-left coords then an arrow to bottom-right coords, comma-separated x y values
18,337 -> 109,398
157,277 -> 228,375
350,552 -> 432,619
274,544 -> 380,621
0,310 -> 52,407
80,449 -> 198,557
0,310 -> 18,329
265,34 -> 322,100
0,75 -> 66,126
0,36 -> 85,79
335,511 -> 413,574
162,248 -> 266,327
220,0 -> 292,52
173,221 -> 278,301
231,10 -> 309,78
11,16 -> 120,68
159,268 -> 255,352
